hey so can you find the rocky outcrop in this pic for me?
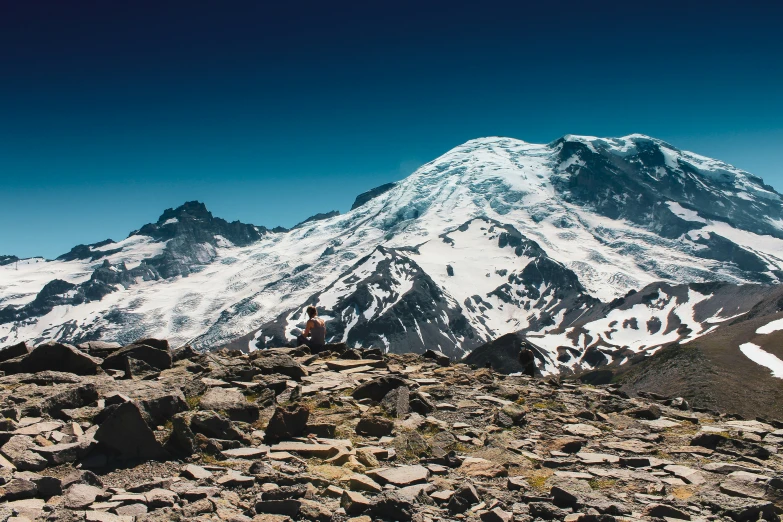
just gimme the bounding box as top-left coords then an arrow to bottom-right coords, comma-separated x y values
0,337 -> 780,521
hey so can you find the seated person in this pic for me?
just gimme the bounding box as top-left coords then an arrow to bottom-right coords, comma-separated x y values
296,305 -> 326,352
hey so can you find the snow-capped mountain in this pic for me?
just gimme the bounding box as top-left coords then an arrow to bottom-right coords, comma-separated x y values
4,134 -> 783,377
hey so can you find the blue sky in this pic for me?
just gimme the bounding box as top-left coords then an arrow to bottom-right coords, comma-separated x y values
1,1 -> 781,259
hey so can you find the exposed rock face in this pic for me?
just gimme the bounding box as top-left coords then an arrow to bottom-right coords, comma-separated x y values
0,338 -> 778,521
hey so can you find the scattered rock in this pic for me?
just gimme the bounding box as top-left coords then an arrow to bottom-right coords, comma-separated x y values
265,403 -> 310,443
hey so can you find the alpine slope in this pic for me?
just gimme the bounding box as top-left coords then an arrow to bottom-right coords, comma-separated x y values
4,134 -> 783,377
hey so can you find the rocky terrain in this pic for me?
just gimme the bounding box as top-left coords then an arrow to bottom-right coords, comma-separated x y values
0,338 -> 780,521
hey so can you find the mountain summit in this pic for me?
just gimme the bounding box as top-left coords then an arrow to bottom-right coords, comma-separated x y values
3,134 -> 783,382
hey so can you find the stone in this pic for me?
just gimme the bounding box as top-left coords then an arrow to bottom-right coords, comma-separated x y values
0,342 -> 31,363
356,416 -> 394,437
124,356 -> 160,380
719,478 -> 766,499
325,359 -> 385,370
0,478 -> 37,501
352,375 -> 408,402
507,476 -> 530,491
182,498 -> 215,516
190,410 -> 247,441
349,474 -> 382,493
253,354 -> 308,380
355,448 -> 379,467
528,502 -> 569,520
114,503 -> 148,517
139,392 -> 189,427
94,402 -> 168,461
265,403 -> 310,443
447,483 -> 480,514
33,440 -> 93,465
216,471 -> 255,487
564,424 -> 602,437
221,446 -> 269,459
551,436 -> 586,454
341,490 -> 372,516
367,491 -> 414,522
0,436 -> 48,471
381,386 -> 410,417
623,404 -> 662,420
480,507 -> 513,522
102,343 -> 172,371
392,430 -> 431,458
644,503 -> 691,520
85,511 -> 133,522
269,442 -> 338,458
423,349 -> 450,366
371,465 -> 429,486
200,387 -> 260,422
64,483 -> 105,509
0,342 -> 102,375
182,464 -> 213,480
664,464 -> 705,485
144,488 -> 179,508
459,457 -> 507,478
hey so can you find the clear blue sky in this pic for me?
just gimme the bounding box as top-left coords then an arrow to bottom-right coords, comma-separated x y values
1,1 -> 781,259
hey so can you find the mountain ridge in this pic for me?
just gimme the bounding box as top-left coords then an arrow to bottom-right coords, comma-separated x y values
2,133 -> 783,388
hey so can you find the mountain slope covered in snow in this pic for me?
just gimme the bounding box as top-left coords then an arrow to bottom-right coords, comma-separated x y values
3,134 -> 783,377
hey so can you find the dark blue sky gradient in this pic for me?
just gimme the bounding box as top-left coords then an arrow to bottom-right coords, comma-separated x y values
1,1 -> 781,258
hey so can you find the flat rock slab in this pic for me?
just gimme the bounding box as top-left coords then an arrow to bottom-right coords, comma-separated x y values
641,418 -> 681,430
458,457 -> 507,478
602,439 -> 653,454
325,360 -> 386,371
182,464 -> 213,480
664,465 -> 705,485
221,446 -> 270,459
270,442 -> 338,458
576,452 -> 620,464
474,395 -> 513,406
14,421 -> 64,436
371,465 -> 430,486
564,424 -> 602,437
669,445 -> 713,456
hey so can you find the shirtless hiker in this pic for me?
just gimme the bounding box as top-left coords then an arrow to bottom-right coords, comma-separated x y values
296,305 -> 326,352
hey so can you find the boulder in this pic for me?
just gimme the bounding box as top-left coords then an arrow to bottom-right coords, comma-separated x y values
102,343 -> 172,371
367,491 -> 414,521
0,478 -> 37,501
265,403 -> 310,443
0,435 -> 48,471
0,342 -> 102,375
423,349 -> 450,366
447,483 -> 480,514
94,402 -> 168,461
356,416 -> 394,437
139,392 -> 189,427
352,375 -> 408,402
341,490 -> 372,516
189,411 -> 247,441
381,386 -> 410,418
0,342 -> 31,363
64,483 -> 105,509
252,354 -> 308,380
199,387 -> 259,422
124,356 -> 161,380
458,457 -> 507,478
40,383 -> 98,419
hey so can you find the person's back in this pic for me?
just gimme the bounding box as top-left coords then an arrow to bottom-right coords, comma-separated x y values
309,317 -> 326,345
296,305 -> 326,352
518,345 -> 536,377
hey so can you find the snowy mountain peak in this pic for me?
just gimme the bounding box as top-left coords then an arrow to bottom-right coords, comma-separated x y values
4,134 -> 783,379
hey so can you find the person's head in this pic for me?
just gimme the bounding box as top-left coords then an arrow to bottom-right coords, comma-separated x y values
306,305 -> 317,318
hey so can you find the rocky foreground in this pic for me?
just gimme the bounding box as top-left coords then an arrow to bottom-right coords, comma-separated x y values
0,340 -> 780,521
